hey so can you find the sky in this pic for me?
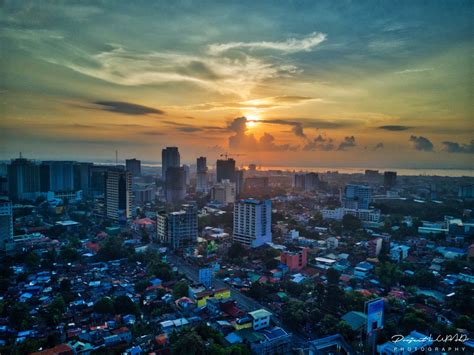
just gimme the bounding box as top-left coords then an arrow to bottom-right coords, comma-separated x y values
0,0 -> 473,169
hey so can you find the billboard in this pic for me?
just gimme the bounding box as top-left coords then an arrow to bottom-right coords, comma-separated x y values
366,298 -> 384,333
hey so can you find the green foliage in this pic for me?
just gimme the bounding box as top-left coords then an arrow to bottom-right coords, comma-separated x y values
375,262 -> 402,288
147,259 -> 173,281
342,214 -> 362,232
93,297 -> 115,315
96,236 -> 134,261
326,268 -> 341,285
173,281 -> 189,299
10,302 -> 32,330
227,243 -> 247,260
114,295 -> 141,316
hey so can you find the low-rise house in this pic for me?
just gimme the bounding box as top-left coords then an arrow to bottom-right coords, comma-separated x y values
248,309 -> 272,330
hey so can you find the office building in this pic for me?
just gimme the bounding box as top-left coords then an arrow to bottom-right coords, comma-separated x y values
0,199 -> 13,250
196,157 -> 208,193
235,169 -> 244,196
162,147 -> 180,179
42,161 -> 75,192
7,157 -> 41,200
183,164 -> 190,185
384,171 -> 397,190
343,184 -> 372,210
244,177 -> 269,192
216,158 -> 236,183
105,169 -> 132,221
368,237 -> 383,258
293,172 -> 320,192
293,174 -> 305,190
90,165 -> 109,197
125,158 -> 141,176
233,199 -> 272,248
165,166 -> 186,203
74,162 -> 93,196
157,203 -> 198,249
280,247 -> 308,271
210,179 -> 236,206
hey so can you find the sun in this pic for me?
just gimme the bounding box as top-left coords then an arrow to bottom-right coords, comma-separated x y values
245,113 -> 260,128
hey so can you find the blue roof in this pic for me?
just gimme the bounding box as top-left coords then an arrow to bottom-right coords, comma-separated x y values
261,327 -> 287,340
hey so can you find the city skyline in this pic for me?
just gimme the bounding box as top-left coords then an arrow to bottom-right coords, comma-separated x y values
1,1 -> 473,169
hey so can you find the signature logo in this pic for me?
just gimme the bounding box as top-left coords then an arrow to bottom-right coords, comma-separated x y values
391,334 -> 469,344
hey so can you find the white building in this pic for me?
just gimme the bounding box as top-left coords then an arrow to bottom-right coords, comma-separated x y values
248,309 -> 272,330
390,244 -> 410,262
210,179 -> 236,206
157,203 -> 198,249
321,207 -> 381,222
233,199 -> 272,248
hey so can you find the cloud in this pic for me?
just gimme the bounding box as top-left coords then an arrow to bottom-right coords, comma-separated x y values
395,68 -> 434,75
338,136 -> 356,150
227,117 -> 295,151
93,101 -> 164,115
373,142 -> 384,150
442,140 -> 474,154
303,134 -> 335,151
409,135 -> 433,151
208,32 -> 327,54
379,125 -> 411,131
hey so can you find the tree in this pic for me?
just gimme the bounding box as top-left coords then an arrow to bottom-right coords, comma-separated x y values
247,282 -> 266,301
173,281 -> 189,299
60,246 -> 80,262
281,301 -> 309,331
93,297 -> 115,315
326,268 -> 341,285
170,328 -> 206,355
114,295 -> 140,316
342,214 -> 362,232
10,302 -> 32,330
227,243 -> 246,260
375,262 -> 402,288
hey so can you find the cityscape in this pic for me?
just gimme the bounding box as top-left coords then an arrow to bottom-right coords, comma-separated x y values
0,1 -> 473,355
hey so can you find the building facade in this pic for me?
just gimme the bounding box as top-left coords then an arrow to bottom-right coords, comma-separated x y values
0,199 -> 13,250
165,166 -> 186,204
210,179 -> 236,206
7,158 -> 41,200
343,184 -> 372,210
233,199 -> 272,248
216,158 -> 236,183
105,169 -> 132,221
196,157 -> 208,193
161,147 -> 180,179
125,159 -> 141,176
157,203 -> 198,249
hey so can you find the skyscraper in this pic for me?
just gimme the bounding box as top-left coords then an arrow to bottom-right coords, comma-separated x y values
0,199 -> 13,250
235,169 -> 244,196
161,147 -> 180,179
165,166 -> 186,204
384,171 -> 397,190
42,161 -> 75,192
74,162 -> 93,196
7,157 -> 41,200
343,184 -> 372,210
157,203 -> 198,249
216,158 -> 236,183
126,158 -> 141,176
105,169 -> 132,221
233,199 -> 272,248
196,157 -> 208,193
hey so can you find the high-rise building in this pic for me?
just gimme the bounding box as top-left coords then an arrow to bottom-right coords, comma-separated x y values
90,165 -> 109,197
343,184 -> 372,210
0,199 -> 13,250
126,158 -> 141,176
157,203 -> 198,249
235,169 -> 244,196
165,166 -> 186,203
161,147 -> 180,179
7,158 -> 41,200
42,161 -> 75,192
384,171 -> 397,190
105,169 -> 132,221
216,158 -> 236,183
196,157 -> 208,193
233,199 -> 272,248
74,162 -> 93,196
293,173 -> 319,192
211,179 -> 236,206
368,237 -> 383,258
183,164 -> 190,185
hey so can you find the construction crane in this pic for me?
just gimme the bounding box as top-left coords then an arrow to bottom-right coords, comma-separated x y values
219,152 -> 247,159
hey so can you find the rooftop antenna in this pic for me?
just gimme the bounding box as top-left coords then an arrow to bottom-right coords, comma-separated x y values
19,152 -> 23,159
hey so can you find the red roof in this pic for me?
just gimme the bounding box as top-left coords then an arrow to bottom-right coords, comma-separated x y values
31,344 -> 73,355
134,217 -> 156,226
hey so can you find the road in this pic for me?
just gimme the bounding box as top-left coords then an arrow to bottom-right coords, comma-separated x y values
166,253 -> 308,345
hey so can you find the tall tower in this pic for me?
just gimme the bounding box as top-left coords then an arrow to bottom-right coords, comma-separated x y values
216,158 -> 236,183
7,157 -> 41,200
161,147 -> 180,179
105,169 -> 132,221
196,157 -> 208,193
125,158 -> 141,177
165,166 -> 186,204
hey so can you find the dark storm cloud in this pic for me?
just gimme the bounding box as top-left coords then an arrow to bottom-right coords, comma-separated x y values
338,136 -> 356,150
303,134 -> 335,151
93,101 -> 165,115
379,125 -> 411,131
442,140 -> 474,154
409,135 -> 433,151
